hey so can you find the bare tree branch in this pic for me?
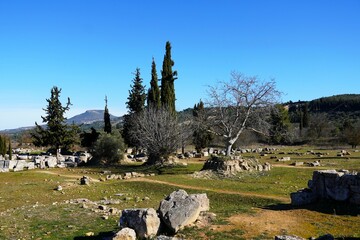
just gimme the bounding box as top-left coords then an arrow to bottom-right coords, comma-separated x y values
206,71 -> 281,155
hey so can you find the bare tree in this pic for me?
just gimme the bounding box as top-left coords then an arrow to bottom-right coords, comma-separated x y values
206,71 -> 281,155
130,106 -> 180,165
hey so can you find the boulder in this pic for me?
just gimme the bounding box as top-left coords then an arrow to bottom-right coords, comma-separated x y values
275,235 -> 305,240
190,193 -> 210,212
119,208 -> 160,239
45,157 -> 57,168
158,189 -> 202,233
112,227 -> 136,240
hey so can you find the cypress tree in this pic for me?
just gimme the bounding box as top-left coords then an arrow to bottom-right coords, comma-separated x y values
104,96 -> 112,134
147,58 -> 161,109
8,140 -> 12,160
0,135 -> 5,157
161,41 -> 177,113
302,103 -> 309,128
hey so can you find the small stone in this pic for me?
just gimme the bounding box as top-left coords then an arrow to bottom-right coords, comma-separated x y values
85,232 -> 94,236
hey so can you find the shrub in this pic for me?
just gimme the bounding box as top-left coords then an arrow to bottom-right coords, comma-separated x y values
92,131 -> 125,165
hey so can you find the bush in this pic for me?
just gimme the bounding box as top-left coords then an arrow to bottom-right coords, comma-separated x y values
92,131 -> 125,165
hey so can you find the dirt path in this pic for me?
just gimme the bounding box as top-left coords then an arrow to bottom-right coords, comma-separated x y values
127,177 -> 289,202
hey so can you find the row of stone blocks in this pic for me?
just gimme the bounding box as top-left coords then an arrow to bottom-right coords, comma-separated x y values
291,169 -> 360,206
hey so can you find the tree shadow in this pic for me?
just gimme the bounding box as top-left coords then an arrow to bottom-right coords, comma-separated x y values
73,231 -> 114,240
262,200 -> 360,216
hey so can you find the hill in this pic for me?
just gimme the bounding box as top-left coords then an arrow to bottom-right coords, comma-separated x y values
0,110 -> 120,134
67,110 -> 118,125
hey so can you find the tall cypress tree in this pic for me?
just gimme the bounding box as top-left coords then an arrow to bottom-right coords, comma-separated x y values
161,41 -> 177,113
104,96 -> 112,134
147,58 -> 161,109
0,135 -> 5,157
8,140 -> 12,160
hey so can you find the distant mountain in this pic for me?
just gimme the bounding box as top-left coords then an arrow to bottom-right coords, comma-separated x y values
0,110 -> 121,134
67,110 -> 119,125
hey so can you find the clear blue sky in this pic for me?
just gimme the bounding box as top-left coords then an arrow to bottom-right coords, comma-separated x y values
0,0 -> 359,130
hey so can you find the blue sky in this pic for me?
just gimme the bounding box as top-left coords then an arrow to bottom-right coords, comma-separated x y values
0,0 -> 359,130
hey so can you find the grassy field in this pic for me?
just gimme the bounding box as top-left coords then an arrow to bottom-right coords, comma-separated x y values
0,146 -> 360,239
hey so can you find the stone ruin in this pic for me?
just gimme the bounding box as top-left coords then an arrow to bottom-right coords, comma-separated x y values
116,189 -> 211,239
193,155 -> 271,178
291,169 -> 360,206
0,153 -> 92,173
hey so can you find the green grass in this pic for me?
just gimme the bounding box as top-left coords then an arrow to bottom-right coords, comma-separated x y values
1,146 -> 360,239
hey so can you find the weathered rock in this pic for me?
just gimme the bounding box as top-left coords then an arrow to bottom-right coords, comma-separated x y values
156,236 -> 183,240
80,176 -> 90,185
292,170 -> 360,205
119,208 -> 160,239
200,156 -> 271,176
112,227 -> 136,240
190,193 -> 209,212
275,235 -> 305,240
0,160 -> 9,172
45,157 -> 57,168
278,157 -> 291,161
290,189 -> 317,206
158,189 -> 201,233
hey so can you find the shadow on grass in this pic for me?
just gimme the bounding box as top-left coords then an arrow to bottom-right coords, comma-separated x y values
74,231 -> 114,240
263,199 -> 360,216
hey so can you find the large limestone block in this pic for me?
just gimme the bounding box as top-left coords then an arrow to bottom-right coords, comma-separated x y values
112,227 -> 136,240
290,189 -> 317,206
158,189 -> 201,233
190,193 -> 210,212
119,208 -> 160,239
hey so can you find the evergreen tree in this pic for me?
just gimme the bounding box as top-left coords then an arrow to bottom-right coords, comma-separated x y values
192,100 -> 213,152
161,41 -> 177,113
302,103 -> 309,128
0,135 -> 5,157
80,127 -> 100,152
147,58 -> 161,108
269,104 -> 291,144
104,96 -> 112,134
126,68 -> 146,113
31,86 -> 79,156
8,140 -> 12,160
123,68 -> 146,148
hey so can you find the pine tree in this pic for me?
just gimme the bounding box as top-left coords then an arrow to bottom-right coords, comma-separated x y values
126,68 -> 146,113
161,41 -> 177,113
31,86 -> 79,156
123,68 -> 146,148
104,96 -> 112,134
147,58 -> 161,109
